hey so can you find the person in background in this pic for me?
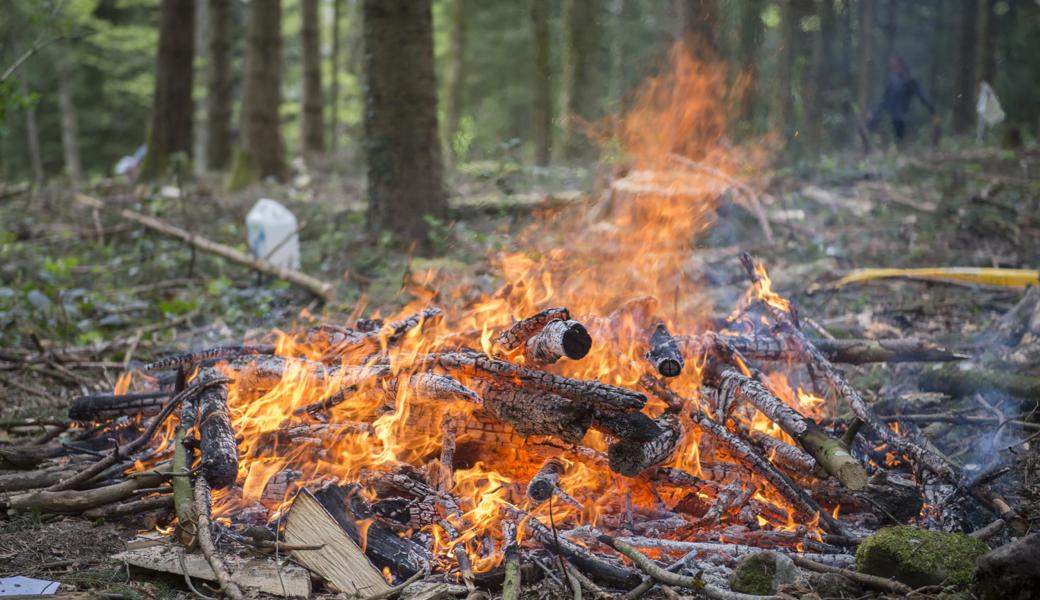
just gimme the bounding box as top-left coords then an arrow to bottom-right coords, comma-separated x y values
867,55 -> 941,148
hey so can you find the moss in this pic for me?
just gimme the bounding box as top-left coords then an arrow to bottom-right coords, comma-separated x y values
855,526 -> 988,588
226,149 -> 259,192
730,552 -> 777,595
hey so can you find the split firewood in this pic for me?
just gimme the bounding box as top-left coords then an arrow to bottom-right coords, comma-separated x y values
607,412 -> 685,476
142,344 -> 275,372
524,319 -> 593,365
195,368 -> 238,489
68,390 -> 169,421
646,323 -> 684,377
494,307 -> 570,351
677,334 -> 966,365
709,365 -> 867,490
426,351 -> 646,410
75,193 -> 335,302
284,489 -> 391,595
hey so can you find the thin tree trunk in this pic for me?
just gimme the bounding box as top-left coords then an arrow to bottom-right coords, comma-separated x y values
301,0 -> 325,158
229,0 -> 286,189
774,0 -> 799,135
362,0 -> 446,247
141,0 -> 195,180
443,0 -> 465,164
883,0 -> 898,63
857,0 -> 875,115
54,51 -> 83,186
20,79 -> 44,186
330,0 -> 342,153
975,0 -> 995,87
802,0 -> 821,147
609,0 -> 624,113
194,0 -> 209,177
675,0 -> 717,55
953,0 -> 977,133
530,0 -> 552,166
737,0 -> 764,124
816,0 -> 835,137
206,0 -> 233,171
561,0 -> 602,160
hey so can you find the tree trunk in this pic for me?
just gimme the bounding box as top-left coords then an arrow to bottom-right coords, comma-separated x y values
774,0 -> 801,136
229,0 -> 286,189
882,0 -> 898,63
193,0 -> 209,177
330,0 -> 342,153
975,0 -> 995,87
857,0 -> 874,115
737,0 -> 764,124
54,51 -> 83,186
301,0 -> 325,158
443,0 -> 465,164
953,0 -> 977,134
141,0 -> 196,180
529,0 -> 552,166
205,0 -> 233,171
798,0 -> 820,146
608,0 -> 624,112
362,0 -> 446,246
20,79 -> 44,186
561,0 -> 601,160
675,0 -> 717,55
816,0 -> 835,139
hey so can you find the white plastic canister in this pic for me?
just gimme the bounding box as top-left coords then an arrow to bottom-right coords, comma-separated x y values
245,198 -> 301,270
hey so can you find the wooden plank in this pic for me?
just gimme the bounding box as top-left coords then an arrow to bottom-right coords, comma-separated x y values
112,544 -> 311,598
284,489 -> 391,596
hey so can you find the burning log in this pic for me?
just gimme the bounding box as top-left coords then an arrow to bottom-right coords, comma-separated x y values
477,381 -> 591,444
494,307 -> 570,351
428,351 -> 646,411
195,368 -> 238,489
607,413 -> 685,476
503,505 -> 640,587
745,428 -> 815,474
68,390 -> 169,421
320,308 -> 443,360
524,319 -> 593,365
526,457 -> 565,503
709,365 -> 867,490
699,482 -> 744,524
398,372 -> 482,405
142,344 -> 275,372
646,324 -> 684,377
591,410 -> 662,442
678,334 -> 966,365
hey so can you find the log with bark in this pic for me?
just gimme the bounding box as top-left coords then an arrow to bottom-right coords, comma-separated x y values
607,413 -> 685,476
194,368 -> 238,489
69,390 -> 170,421
677,334 -> 966,365
475,381 -> 592,444
494,307 -> 570,351
646,323 -> 684,377
526,457 -> 566,503
524,319 -> 593,365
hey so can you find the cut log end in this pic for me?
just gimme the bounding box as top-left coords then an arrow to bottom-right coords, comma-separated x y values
561,322 -> 592,359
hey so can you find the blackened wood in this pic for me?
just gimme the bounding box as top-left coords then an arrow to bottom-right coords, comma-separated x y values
646,323 -> 684,377
197,368 -> 238,489
746,428 -> 815,474
312,483 -> 429,577
321,308 -> 442,360
524,319 -> 592,365
143,345 -> 275,372
69,391 -> 169,421
527,457 -> 565,503
427,351 -> 645,410
475,381 -> 591,444
494,307 -> 570,351
399,372 -> 482,405
607,413 -> 685,476
591,409 -> 660,442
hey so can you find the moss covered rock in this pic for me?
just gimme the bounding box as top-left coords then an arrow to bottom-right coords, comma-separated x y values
855,526 -> 988,588
730,551 -> 796,595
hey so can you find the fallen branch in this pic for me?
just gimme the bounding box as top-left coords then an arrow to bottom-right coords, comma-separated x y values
678,334 -> 966,365
194,477 -> 245,600
790,555 -> 912,595
75,194 -> 334,302
596,534 -> 703,590
81,495 -> 174,519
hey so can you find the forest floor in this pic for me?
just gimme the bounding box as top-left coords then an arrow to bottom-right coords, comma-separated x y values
1,144 -> 1039,598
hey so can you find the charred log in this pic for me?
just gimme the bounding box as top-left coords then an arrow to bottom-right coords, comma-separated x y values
524,319 -> 592,365
69,391 -> 169,421
647,323 -> 684,377
494,307 -> 570,352
591,409 -> 661,442
143,345 -> 275,372
476,382 -> 591,444
526,457 -> 565,503
607,413 -> 685,476
196,369 -> 238,489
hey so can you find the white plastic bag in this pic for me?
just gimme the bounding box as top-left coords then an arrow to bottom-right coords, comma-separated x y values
246,198 -> 300,270
976,82 -> 1005,127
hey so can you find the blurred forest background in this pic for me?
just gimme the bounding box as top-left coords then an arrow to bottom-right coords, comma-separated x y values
3,0 -> 1038,191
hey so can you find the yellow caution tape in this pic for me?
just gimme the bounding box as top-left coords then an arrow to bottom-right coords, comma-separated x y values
833,267 -> 1039,289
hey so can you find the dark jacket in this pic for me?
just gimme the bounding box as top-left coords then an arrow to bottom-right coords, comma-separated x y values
871,73 -> 935,123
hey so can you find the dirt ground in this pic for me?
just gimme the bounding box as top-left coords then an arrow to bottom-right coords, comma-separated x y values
1,146 -> 1038,597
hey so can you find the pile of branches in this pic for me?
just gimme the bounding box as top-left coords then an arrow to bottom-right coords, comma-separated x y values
0,254 -> 1024,600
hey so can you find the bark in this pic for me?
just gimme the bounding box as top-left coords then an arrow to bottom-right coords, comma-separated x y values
475,381 -> 592,444
591,409 -> 661,442
882,0 -> 898,64
143,344 -> 275,372
69,390 -> 169,421
141,0 -> 196,180
647,323 -> 684,377
817,0 -> 835,95
857,0 -> 875,115
330,0 -> 343,152
495,307 -> 570,352
205,0 -> 233,170
196,369 -> 238,489
194,478 -> 245,600
529,0 -> 552,166
20,79 -> 43,185
607,412 -> 685,476
362,0 -> 447,246
953,0 -> 977,134
775,0 -> 803,135
231,0 -> 286,188
300,0 -> 325,158
561,0 -> 601,159
54,50 -> 82,186
4,472 -> 164,514
443,0 -> 465,163
524,319 -> 592,365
